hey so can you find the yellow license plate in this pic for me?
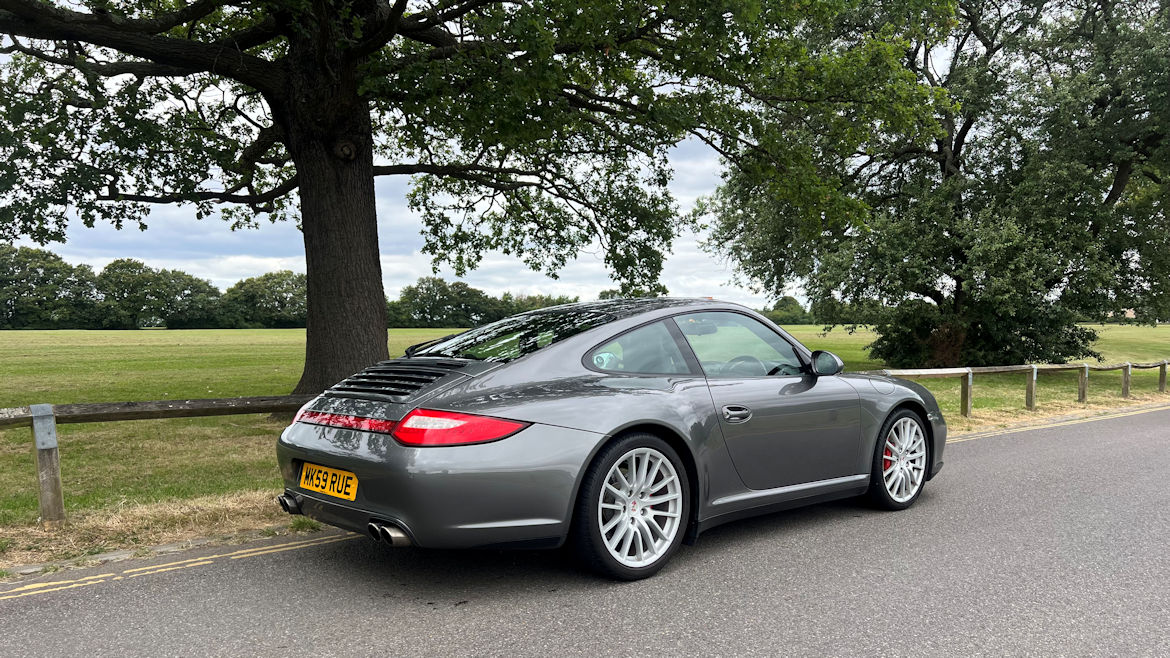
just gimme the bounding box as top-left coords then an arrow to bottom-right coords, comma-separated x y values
299,462 -> 358,501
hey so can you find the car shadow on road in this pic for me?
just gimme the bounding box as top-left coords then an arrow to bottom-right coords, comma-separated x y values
297,491 -> 930,604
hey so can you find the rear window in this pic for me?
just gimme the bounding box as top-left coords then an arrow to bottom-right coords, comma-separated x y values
413,306 -> 615,362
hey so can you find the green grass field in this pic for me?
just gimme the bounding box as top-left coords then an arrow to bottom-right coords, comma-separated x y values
0,324 -> 1167,566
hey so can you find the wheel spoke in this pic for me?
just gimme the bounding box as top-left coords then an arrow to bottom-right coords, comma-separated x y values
645,492 -> 680,505
604,483 -> 626,500
619,524 -> 635,556
644,517 -> 668,542
644,459 -> 663,492
614,466 -> 632,492
601,513 -> 624,534
605,522 -> 628,550
649,475 -> 676,494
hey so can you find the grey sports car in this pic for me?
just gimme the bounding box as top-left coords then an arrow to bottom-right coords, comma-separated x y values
276,298 -> 945,579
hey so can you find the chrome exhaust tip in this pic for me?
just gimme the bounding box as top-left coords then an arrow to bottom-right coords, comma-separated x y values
369,522 -> 411,547
276,493 -> 302,515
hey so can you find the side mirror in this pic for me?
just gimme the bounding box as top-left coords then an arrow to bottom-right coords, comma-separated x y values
810,350 -> 844,376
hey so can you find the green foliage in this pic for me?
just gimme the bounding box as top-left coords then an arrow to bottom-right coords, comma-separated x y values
395,276 -> 576,328
760,296 -> 813,326
0,244 -> 98,328
0,0 -> 952,293
708,0 -> 1170,366
221,271 -> 308,328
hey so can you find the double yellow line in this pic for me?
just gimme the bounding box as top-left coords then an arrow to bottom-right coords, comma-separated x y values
948,402 -> 1170,444
0,533 -> 355,602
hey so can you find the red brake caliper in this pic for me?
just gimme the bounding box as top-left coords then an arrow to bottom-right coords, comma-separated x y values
883,445 -> 894,472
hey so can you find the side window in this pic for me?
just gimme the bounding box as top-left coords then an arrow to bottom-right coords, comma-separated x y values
588,321 -> 692,375
675,312 -> 804,378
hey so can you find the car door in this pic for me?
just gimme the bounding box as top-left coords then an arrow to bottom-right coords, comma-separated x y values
672,311 -> 862,491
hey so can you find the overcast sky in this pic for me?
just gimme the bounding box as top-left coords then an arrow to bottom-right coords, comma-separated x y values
37,139 -> 775,308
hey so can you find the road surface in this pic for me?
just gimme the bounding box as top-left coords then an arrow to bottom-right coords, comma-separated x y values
3,406 -> 1169,656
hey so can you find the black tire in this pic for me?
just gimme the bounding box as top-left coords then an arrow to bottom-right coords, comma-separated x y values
866,409 -> 929,510
572,433 -> 691,581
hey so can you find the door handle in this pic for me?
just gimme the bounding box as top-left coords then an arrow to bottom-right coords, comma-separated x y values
722,405 -> 752,423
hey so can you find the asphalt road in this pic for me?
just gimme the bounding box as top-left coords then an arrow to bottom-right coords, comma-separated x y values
3,407 -> 1169,657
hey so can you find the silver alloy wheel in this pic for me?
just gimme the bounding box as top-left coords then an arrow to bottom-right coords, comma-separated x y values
882,417 -> 927,503
597,446 -> 683,568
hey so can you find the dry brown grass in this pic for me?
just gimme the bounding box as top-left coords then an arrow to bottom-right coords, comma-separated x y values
0,489 -> 298,570
946,391 -> 1169,435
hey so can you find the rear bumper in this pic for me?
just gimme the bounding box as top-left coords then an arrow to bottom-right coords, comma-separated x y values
276,421 -> 605,548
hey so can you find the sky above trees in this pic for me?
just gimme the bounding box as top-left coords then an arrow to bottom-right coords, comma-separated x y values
17,139 -> 761,305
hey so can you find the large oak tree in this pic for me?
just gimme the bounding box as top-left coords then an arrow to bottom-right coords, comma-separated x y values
0,0 -> 943,390
708,0 -> 1169,367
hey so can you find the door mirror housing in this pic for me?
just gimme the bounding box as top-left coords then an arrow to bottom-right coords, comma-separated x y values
810,350 -> 844,376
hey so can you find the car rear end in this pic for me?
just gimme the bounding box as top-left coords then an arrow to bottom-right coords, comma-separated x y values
275,357 -> 603,548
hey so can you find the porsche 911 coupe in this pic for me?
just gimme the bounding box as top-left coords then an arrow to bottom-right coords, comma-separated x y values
276,298 -> 945,579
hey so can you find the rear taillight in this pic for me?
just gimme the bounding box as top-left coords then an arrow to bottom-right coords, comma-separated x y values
294,409 -> 398,434
391,409 -> 529,446
294,408 -> 528,446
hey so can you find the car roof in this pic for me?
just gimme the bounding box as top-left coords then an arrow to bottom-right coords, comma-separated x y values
521,297 -> 729,321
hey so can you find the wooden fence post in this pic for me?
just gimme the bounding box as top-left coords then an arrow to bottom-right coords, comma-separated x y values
29,403 -> 66,527
960,369 -> 973,417
1122,363 -> 1132,399
1078,364 -> 1089,403
1025,365 -> 1037,411
1160,361 -> 1167,393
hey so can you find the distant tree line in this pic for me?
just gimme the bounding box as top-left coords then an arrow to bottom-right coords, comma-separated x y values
0,246 -> 579,329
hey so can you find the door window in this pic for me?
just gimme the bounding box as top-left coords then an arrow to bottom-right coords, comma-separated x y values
674,312 -> 804,377
588,321 -> 692,374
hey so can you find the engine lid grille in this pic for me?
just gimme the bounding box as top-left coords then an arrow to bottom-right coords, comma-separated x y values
323,359 -> 468,401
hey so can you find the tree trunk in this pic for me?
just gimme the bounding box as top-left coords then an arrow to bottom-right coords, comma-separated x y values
274,66 -> 389,394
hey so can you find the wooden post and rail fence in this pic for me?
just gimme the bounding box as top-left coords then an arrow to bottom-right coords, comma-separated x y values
1,359 -> 1167,528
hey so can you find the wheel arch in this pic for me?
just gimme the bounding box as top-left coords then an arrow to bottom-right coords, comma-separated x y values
566,421 -> 702,546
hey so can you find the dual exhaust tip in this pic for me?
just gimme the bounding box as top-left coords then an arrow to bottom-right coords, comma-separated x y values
276,493 -> 410,547
367,521 -> 411,547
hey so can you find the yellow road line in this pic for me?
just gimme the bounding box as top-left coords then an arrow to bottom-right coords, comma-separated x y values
949,403 -> 1170,444
229,535 -> 353,559
128,560 -> 214,578
0,573 -> 113,595
0,579 -> 108,602
1,533 -> 357,603
120,535 -> 344,574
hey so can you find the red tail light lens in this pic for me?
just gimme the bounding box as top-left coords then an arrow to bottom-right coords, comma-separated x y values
391,409 -> 529,447
294,409 -> 398,434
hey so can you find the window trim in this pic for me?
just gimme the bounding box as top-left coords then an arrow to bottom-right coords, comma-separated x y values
581,318 -> 703,376
668,310 -> 810,379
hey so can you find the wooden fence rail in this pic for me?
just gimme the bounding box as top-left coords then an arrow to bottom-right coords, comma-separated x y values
2,359 -> 1168,527
873,360 -> 1169,418
0,395 -> 314,527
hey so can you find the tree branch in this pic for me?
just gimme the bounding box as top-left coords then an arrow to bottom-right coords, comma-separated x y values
99,177 -> 297,208
0,0 -> 284,93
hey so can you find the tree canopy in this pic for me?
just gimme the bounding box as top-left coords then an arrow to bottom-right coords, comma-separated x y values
707,0 -> 1170,367
0,245 -> 579,329
0,0 -> 948,390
